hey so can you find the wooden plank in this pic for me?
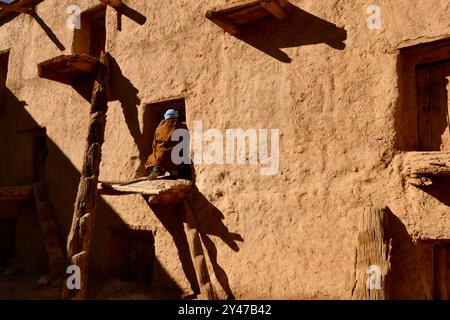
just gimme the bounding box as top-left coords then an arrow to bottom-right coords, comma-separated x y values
62,51 -> 110,300
37,55 -> 99,86
208,0 -> 261,14
352,206 -> 391,300
0,186 -> 33,201
183,201 -> 217,300
206,0 -> 289,34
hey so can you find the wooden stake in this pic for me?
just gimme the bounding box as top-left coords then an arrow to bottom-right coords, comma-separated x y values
183,200 -> 217,300
352,206 -> 391,300
62,51 -> 110,300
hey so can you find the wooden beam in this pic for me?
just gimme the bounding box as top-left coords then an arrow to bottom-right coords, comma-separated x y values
352,206 -> 391,300
62,51 -> 110,300
183,201 -> 217,300
400,152 -> 450,186
0,185 -> 33,201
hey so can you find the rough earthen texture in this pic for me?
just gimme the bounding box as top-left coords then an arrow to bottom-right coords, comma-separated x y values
1,0 -> 450,299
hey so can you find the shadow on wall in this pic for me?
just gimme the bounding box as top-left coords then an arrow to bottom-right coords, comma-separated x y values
387,208 -> 435,299
121,3 -> 147,26
108,55 -> 144,176
144,186 -> 244,300
31,12 -> 66,51
238,3 -> 347,63
0,88 -> 183,298
415,177 -> 450,207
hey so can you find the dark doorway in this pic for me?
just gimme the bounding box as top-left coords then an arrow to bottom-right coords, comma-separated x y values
72,5 -> 106,58
0,218 -> 16,267
108,228 -> 155,283
433,242 -> 450,300
415,60 -> 450,151
89,9 -> 106,58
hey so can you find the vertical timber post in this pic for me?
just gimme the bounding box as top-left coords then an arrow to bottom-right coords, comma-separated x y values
62,51 -> 110,299
352,206 -> 391,300
183,200 -> 217,300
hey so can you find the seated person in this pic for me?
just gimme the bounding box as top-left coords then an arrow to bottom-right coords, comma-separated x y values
145,109 -> 191,180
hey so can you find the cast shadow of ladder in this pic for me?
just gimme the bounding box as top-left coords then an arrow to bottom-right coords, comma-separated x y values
143,186 -> 244,300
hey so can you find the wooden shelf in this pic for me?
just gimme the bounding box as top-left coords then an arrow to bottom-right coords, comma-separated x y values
206,0 -> 290,35
37,54 -> 100,86
0,185 -> 33,201
400,152 -> 450,186
98,178 -> 194,204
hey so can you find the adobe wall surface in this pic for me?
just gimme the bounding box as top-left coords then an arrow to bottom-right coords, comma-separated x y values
0,0 -> 449,299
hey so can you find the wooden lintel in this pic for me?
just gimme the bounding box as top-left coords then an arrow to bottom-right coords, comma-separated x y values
206,0 -> 289,35
0,185 -> 33,201
400,152 -> 450,186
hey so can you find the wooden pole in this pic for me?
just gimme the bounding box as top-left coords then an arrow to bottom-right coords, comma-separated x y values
62,51 -> 110,300
33,182 -> 65,280
352,206 -> 391,300
183,200 -> 217,300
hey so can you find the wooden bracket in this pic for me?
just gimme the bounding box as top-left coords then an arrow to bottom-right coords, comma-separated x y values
206,0 -> 290,36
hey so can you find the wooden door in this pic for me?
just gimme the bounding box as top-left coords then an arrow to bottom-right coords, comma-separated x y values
90,13 -> 106,58
416,60 -> 450,151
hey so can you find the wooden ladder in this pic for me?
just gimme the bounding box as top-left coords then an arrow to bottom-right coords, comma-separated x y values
61,51 -> 216,300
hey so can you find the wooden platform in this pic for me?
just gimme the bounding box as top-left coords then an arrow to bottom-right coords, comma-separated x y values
37,54 -> 100,86
98,178 -> 194,204
401,152 -> 450,186
0,185 -> 33,201
206,0 -> 290,35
